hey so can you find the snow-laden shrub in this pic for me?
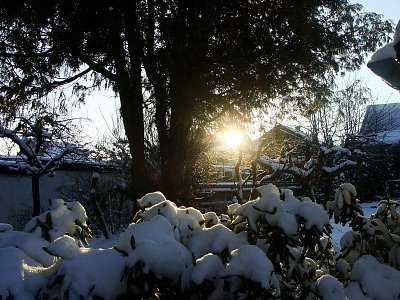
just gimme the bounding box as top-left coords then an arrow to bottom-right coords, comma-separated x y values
345,255 -> 400,300
187,224 -> 248,259
3,185 -> 400,299
337,197 -> 400,267
24,199 -> 91,244
136,198 -> 208,244
115,215 -> 179,253
45,235 -> 81,259
114,190 -> 287,298
117,213 -> 194,296
190,253 -> 225,300
223,184 -> 333,298
125,237 -> 194,290
0,246 -> 57,299
0,230 -> 56,266
327,183 -> 363,225
137,191 -> 167,208
0,223 -> 13,232
221,245 -> 280,297
0,198 -> 132,300
311,274 -> 346,300
42,246 -> 127,300
202,211 -> 219,227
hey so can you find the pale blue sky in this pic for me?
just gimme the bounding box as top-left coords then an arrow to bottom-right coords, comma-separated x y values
357,0 -> 398,23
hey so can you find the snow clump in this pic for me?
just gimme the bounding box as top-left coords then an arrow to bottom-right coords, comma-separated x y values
311,274 -> 345,300
0,230 -> 55,267
345,255 -> 400,300
24,199 -> 90,242
137,191 -> 167,208
221,245 -> 280,294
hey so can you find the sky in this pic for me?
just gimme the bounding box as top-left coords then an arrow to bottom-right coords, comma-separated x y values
72,0 -> 400,143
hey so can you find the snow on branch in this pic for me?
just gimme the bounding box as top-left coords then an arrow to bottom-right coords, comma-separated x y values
0,127 -> 35,158
0,118 -> 90,176
321,160 -> 357,174
258,155 -> 313,179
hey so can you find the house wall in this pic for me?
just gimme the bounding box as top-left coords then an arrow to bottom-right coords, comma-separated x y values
0,170 -> 107,227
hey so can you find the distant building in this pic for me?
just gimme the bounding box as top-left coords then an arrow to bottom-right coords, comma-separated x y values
258,124 -> 315,160
0,154 -> 116,226
359,103 -> 400,144
344,103 -> 400,200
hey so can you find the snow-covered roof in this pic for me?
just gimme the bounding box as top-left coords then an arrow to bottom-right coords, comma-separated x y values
0,154 -> 116,174
264,123 -> 311,142
360,103 -> 400,144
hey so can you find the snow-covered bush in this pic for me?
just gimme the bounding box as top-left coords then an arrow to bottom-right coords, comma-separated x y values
0,230 -> 56,266
43,244 -> 127,299
327,183 -> 363,225
0,246 -> 57,299
2,186 -> 400,299
345,255 -> 400,299
227,184 -> 333,298
24,198 -> 92,244
118,190 -> 285,298
337,197 -> 400,267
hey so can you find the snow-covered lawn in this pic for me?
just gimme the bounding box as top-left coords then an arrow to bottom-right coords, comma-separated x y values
1,185 -> 400,299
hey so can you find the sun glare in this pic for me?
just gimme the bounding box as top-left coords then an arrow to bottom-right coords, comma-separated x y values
221,129 -> 242,149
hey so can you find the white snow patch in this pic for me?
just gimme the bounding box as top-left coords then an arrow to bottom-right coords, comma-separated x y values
0,247 -> 56,299
346,255 -> 400,300
191,253 -> 224,284
52,248 -> 127,299
126,238 -> 194,290
115,215 -> 178,254
312,274 -> 345,300
297,201 -> 329,232
45,235 -> 81,259
0,223 -> 13,232
0,231 -> 55,267
221,245 -> 280,294
187,224 -> 248,258
369,44 -> 397,63
137,191 -> 167,208
24,199 -> 89,242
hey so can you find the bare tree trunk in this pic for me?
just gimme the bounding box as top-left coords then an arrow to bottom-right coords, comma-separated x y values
160,78 -> 193,201
110,6 -> 150,201
160,105 -> 192,201
119,86 -> 149,200
235,153 -> 244,204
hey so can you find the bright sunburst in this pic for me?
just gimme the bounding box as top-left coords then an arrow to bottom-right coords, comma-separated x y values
220,129 -> 243,149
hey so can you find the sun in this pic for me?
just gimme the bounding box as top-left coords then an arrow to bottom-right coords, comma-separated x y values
220,129 -> 243,149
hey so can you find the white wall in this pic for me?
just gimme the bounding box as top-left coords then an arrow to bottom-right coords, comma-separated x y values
0,170 -> 94,225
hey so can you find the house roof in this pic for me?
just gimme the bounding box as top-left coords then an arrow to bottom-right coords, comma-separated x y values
360,103 -> 400,143
0,155 -> 117,175
261,124 -> 311,142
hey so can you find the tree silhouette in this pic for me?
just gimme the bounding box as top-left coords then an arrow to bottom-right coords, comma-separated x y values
0,0 -> 393,199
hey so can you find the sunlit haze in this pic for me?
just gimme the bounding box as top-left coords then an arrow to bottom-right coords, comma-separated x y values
220,129 -> 243,149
